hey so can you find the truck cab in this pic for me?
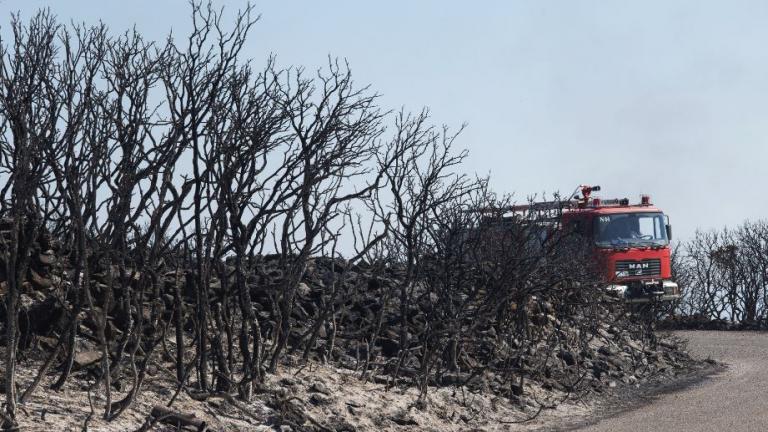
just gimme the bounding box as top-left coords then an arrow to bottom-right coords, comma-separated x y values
561,189 -> 680,303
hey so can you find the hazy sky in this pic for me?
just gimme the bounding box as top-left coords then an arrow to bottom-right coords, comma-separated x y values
3,0 -> 767,241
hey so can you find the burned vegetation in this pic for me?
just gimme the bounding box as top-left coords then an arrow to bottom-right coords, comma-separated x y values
667,220 -> 768,329
0,5 -> 697,431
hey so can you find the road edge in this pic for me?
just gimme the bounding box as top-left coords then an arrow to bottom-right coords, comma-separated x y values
547,361 -> 726,431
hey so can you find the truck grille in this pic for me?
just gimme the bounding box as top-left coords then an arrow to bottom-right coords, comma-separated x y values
614,259 -> 661,277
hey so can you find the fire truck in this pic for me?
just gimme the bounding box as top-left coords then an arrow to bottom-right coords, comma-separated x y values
504,185 -> 681,304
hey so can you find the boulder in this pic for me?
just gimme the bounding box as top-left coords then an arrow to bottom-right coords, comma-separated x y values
558,349 -> 576,366
73,350 -> 103,370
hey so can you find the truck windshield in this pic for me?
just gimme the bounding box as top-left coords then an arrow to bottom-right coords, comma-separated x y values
594,212 -> 668,247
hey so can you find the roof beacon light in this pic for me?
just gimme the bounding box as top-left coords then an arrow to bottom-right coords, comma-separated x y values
641,195 -> 651,206
592,198 -> 601,207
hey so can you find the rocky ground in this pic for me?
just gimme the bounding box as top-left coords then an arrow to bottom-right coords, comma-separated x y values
0,221 -> 709,431
3,328 -> 708,431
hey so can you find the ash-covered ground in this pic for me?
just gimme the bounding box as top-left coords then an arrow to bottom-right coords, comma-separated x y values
3,242 -> 708,431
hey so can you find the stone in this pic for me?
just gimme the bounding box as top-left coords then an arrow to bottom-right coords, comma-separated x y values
658,339 -> 678,350
309,393 -> 331,406
297,282 -> 311,297
598,345 -> 616,356
378,337 -> 399,357
309,381 -> 331,395
390,411 -> 418,426
327,416 -> 357,431
73,350 -> 103,370
38,251 -> 56,266
28,269 -> 52,289
558,349 -> 576,366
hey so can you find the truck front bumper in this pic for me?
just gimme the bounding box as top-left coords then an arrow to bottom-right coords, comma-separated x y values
606,280 -> 681,303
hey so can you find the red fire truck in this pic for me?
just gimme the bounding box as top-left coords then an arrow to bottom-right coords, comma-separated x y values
507,185 -> 681,303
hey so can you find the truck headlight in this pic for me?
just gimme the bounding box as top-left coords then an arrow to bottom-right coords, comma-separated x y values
662,280 -> 679,295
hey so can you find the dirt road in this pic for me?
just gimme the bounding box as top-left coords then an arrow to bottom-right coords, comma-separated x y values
579,331 -> 768,432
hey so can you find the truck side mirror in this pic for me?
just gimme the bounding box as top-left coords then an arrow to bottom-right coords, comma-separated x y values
666,224 -> 672,240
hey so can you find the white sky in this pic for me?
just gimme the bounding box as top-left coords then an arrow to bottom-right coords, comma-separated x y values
3,0 -> 767,241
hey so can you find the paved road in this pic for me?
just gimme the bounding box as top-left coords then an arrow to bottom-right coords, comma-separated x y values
579,331 -> 768,432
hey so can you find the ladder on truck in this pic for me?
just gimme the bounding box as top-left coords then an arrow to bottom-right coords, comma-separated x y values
470,185 -> 601,222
